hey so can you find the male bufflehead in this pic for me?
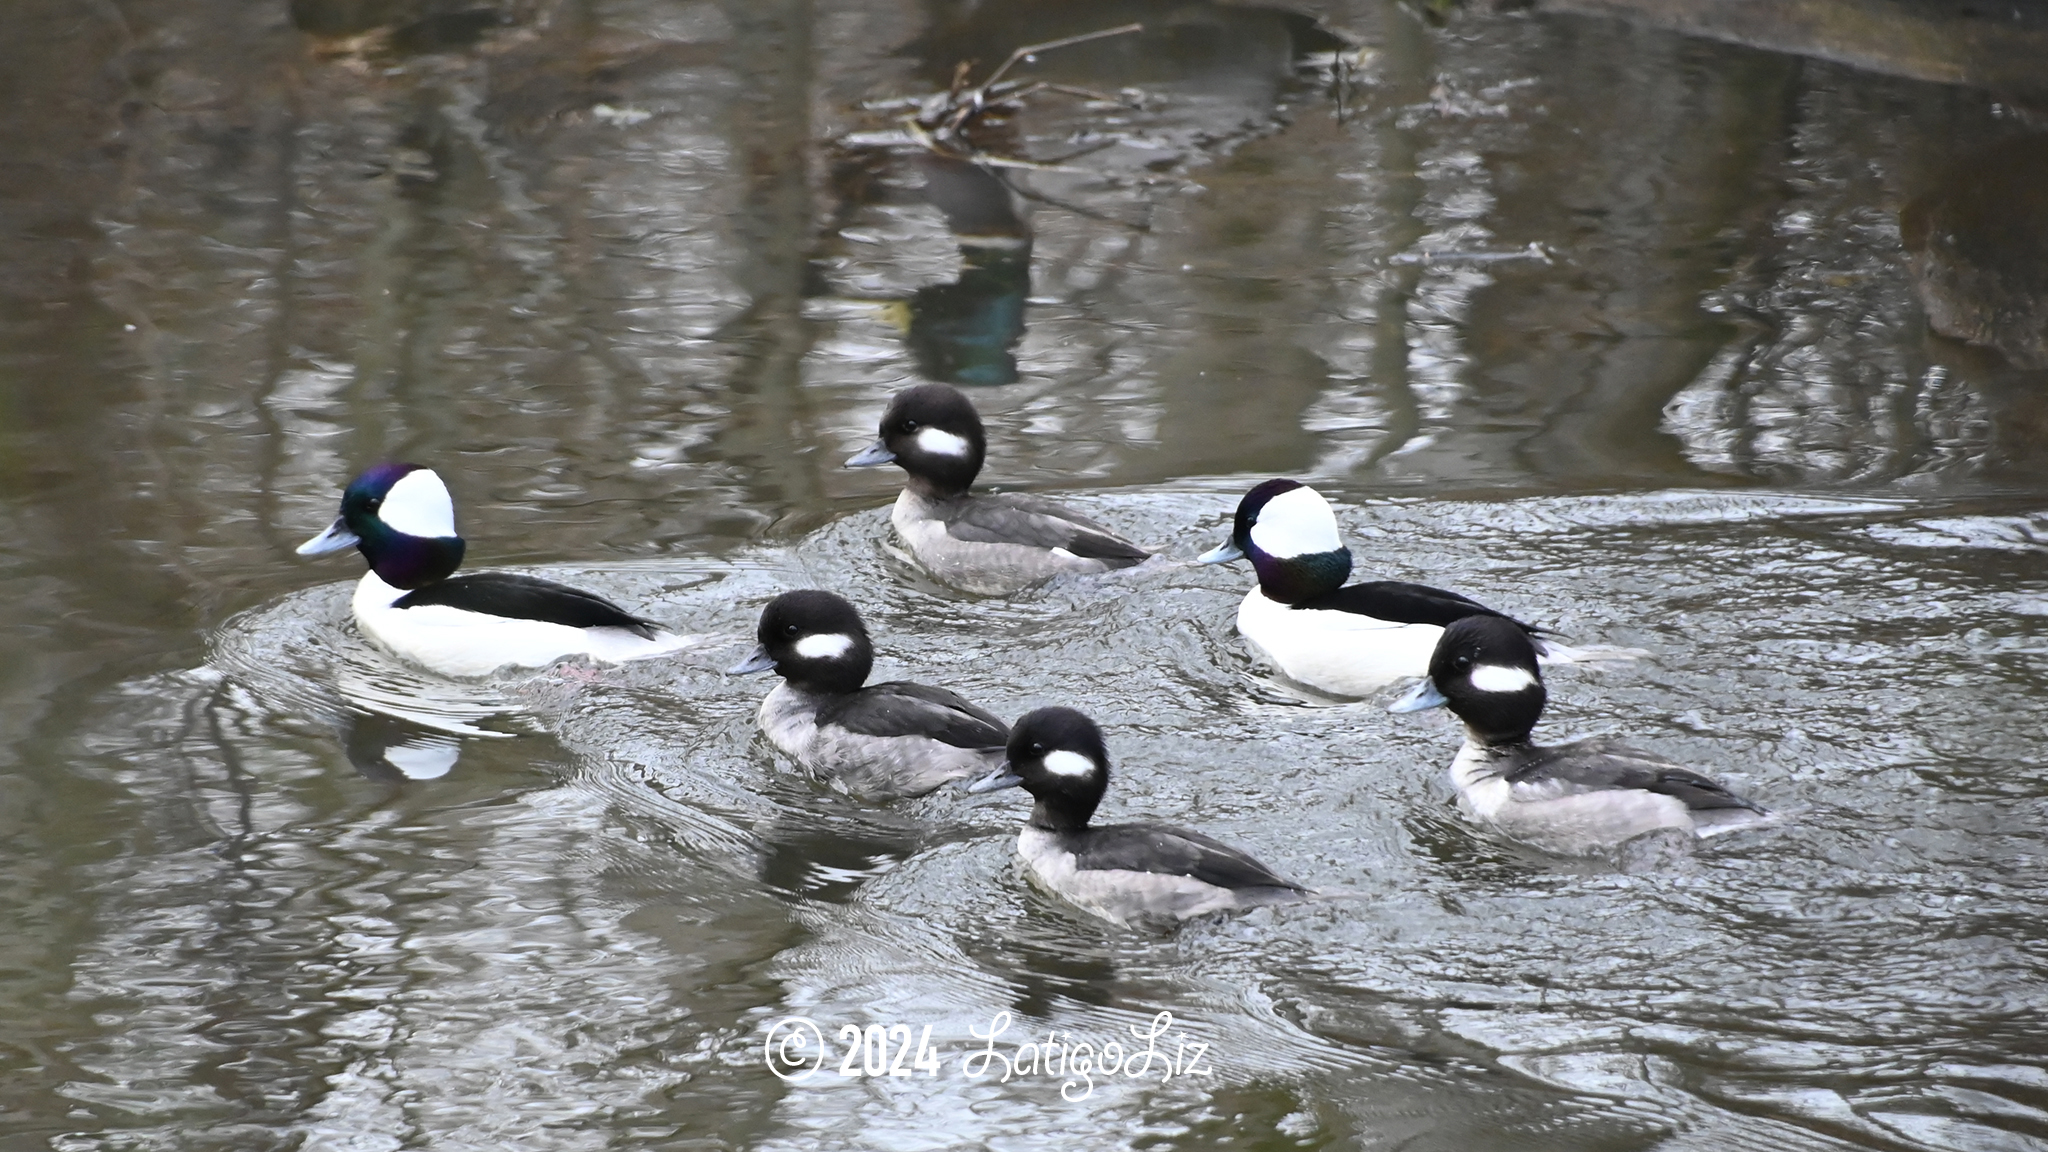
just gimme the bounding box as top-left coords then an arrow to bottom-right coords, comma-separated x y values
730,590 -> 1010,802
846,383 -> 1149,595
297,463 -> 688,677
1199,479 -> 1543,696
1391,616 -> 1769,853
968,707 -> 1308,926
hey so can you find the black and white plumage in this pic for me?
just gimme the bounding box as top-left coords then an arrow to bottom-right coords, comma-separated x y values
1198,478 -> 1543,695
393,572 -> 664,636
1391,616 -> 1770,853
967,707 -> 1308,926
730,590 -> 1009,802
846,383 -> 1149,595
296,462 -> 688,677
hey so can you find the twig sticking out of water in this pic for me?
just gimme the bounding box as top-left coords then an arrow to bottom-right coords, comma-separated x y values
921,23 -> 1145,148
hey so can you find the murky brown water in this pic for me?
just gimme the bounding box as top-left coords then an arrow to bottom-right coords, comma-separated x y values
4,0 -> 2047,1148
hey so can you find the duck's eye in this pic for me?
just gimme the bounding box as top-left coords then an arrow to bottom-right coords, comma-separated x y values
783,624 -> 800,637
365,497 -> 382,511
901,419 -> 920,433
1452,654 -> 1473,671
1030,742 -> 1045,755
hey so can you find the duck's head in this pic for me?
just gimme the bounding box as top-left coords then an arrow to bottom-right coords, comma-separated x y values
1197,479 -> 1352,603
297,463 -> 464,589
1390,615 -> 1547,746
845,383 -> 986,497
728,589 -> 875,695
967,705 -> 1109,832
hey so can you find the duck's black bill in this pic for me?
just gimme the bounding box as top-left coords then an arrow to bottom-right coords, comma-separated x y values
845,441 -> 896,467
964,766 -> 1023,794
297,518 -> 360,556
1388,680 -> 1449,713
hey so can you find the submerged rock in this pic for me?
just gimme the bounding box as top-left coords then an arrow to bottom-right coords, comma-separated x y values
1900,137 -> 2048,369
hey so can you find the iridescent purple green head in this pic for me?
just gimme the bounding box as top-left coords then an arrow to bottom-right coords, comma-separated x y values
297,462 -> 465,590
1196,479 -> 1352,604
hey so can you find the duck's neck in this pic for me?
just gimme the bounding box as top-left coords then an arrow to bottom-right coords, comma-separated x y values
362,532 -> 464,590
1028,796 -> 1097,834
906,472 -> 972,501
1251,547 -> 1351,605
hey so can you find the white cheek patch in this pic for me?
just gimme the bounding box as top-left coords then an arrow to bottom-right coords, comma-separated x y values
1042,750 -> 1097,779
794,632 -> 856,660
382,469 -> 458,538
914,427 -> 972,458
1469,664 -> 1538,694
1247,485 -> 1343,559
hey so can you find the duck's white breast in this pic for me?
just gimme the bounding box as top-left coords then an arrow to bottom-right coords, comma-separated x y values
350,572 -> 687,677
1235,589 -> 1444,696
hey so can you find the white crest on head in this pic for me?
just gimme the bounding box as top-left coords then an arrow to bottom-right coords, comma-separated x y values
794,632 -> 856,660
1041,750 -> 1098,779
381,469 -> 457,538
1247,485 -> 1343,559
1469,664 -> 1538,694
913,427 -> 972,458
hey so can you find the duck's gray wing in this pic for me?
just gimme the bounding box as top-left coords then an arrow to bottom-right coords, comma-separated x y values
1074,823 -> 1307,892
816,681 -> 1009,750
1296,580 -> 1537,633
1504,738 -> 1765,813
942,494 -> 1150,565
393,572 -> 662,638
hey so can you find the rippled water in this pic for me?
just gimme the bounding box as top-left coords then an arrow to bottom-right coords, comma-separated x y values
4,0 -> 2047,1148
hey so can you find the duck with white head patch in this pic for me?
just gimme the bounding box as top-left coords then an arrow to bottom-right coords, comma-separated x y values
846,383 -> 1149,595
1391,615 -> 1770,854
730,590 -> 1010,802
967,707 -> 1309,926
297,463 -> 689,677
1199,479 -> 1546,697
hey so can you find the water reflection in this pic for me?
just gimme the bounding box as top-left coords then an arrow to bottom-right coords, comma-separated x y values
821,153 -> 1032,386
896,157 -> 1031,387
337,708 -> 468,780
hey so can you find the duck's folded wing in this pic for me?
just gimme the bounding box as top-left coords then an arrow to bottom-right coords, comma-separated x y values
1295,580 -> 1534,631
1505,739 -> 1765,813
1077,823 -> 1306,892
944,495 -> 1150,564
818,681 -> 1010,750
392,572 -> 663,638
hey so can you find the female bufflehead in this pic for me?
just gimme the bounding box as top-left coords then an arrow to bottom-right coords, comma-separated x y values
730,590 -> 1010,802
968,707 -> 1308,926
1199,479 -> 1543,696
1391,616 -> 1769,853
297,463 -> 689,677
846,383 -> 1149,595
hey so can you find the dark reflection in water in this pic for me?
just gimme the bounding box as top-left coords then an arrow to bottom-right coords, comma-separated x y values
900,157 -> 1032,386
337,708 -> 469,781
1901,134 -> 2048,371
823,152 -> 1033,386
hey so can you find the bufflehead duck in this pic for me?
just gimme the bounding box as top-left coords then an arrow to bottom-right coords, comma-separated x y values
1198,479 -> 1543,696
968,707 -> 1308,926
1391,616 -> 1769,853
846,383 -> 1149,595
730,590 -> 1010,802
297,463 -> 689,677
